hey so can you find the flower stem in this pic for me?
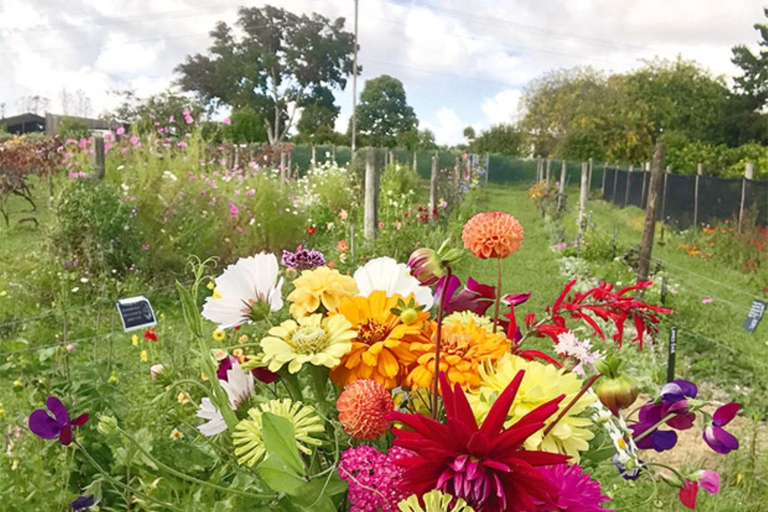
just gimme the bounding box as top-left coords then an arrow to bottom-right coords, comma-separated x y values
75,442 -> 187,512
633,412 -> 678,442
310,365 -> 331,416
432,265 -> 452,419
542,373 -> 602,438
492,257 -> 503,333
281,371 -> 304,402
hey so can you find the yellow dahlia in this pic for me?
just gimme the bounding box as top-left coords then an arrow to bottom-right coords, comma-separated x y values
406,318 -> 510,391
286,266 -> 358,318
261,314 -> 356,374
232,399 -> 323,467
329,291 -> 430,389
469,353 -> 595,460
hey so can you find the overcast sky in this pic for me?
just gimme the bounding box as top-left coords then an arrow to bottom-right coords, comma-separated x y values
0,0 -> 764,144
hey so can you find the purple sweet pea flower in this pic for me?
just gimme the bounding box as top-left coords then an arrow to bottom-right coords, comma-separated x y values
217,356 -> 278,384
70,494 -> 96,510
660,380 -> 698,403
434,275 -> 495,316
631,380 -> 698,452
703,402 -> 741,454
28,396 -> 88,446
503,291 -> 531,307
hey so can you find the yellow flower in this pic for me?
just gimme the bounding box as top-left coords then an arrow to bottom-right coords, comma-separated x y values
201,372 -> 209,381
261,314 -> 356,374
286,266 -> 358,318
443,311 -> 494,333
206,281 -> 215,290
233,399 -> 323,467
140,350 -> 148,363
212,330 -> 226,342
177,392 -> 190,404
398,490 -> 475,512
0,290 -> 7,297
232,348 -> 243,359
170,428 -> 184,440
12,380 -> 22,388
108,373 -> 118,384
212,288 -> 222,299
406,318 -> 510,391
11,459 -> 19,471
468,353 -> 595,460
329,291 -> 430,389
238,334 -> 249,343
131,334 -> 139,346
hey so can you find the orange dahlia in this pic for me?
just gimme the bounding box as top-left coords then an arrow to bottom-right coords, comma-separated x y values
461,211 -> 524,259
329,291 -> 431,389
336,379 -> 394,440
406,318 -> 510,390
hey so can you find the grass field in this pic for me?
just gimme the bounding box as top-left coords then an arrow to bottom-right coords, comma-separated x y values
0,179 -> 765,511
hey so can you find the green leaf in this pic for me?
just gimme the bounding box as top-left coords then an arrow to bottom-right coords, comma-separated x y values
292,474 -> 347,509
261,412 -> 305,475
258,455 -> 306,496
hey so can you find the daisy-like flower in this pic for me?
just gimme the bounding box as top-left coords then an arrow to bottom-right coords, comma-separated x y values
398,490 -> 475,512
354,257 -> 434,309
338,445 -> 410,512
232,399 -> 323,466
535,464 -> 613,511
461,211 -> 524,259
287,266 -> 358,318
469,353 -> 596,461
391,372 -> 567,512
329,291 -> 431,389
556,331 -> 601,375
202,253 -> 284,329
261,314 -> 356,374
406,318 -> 510,391
196,359 -> 254,436
337,379 -> 394,440
442,311 -> 494,333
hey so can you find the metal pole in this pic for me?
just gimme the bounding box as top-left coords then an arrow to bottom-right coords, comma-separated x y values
350,0 -> 359,153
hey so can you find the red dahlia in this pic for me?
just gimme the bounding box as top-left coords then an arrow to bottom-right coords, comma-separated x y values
390,371 -> 568,512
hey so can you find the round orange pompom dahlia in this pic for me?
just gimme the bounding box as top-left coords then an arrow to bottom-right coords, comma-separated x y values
461,211 -> 524,259
336,379 -> 394,440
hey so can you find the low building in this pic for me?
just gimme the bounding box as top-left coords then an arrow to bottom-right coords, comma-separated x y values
0,112 -> 115,135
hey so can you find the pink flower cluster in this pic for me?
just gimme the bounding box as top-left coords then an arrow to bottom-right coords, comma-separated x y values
338,446 -> 410,512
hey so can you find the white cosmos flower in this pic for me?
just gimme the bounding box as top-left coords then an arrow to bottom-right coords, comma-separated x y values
202,252 -> 284,329
353,257 -> 434,309
196,360 -> 254,437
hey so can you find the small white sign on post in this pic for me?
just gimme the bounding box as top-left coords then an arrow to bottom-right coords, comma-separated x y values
116,296 -> 157,332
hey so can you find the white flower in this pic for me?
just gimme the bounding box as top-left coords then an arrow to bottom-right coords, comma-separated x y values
202,252 -> 284,329
196,360 -> 254,436
556,331 -> 600,375
353,257 -> 433,309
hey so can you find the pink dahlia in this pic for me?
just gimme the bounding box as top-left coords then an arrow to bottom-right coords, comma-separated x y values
536,464 -> 613,512
338,446 -> 410,512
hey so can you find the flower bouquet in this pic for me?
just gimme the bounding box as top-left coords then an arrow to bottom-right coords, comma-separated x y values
30,212 -> 741,511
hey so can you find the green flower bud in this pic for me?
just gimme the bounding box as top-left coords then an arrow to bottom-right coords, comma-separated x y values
97,415 -> 119,436
407,248 -> 445,286
400,308 -> 419,325
596,374 -> 639,416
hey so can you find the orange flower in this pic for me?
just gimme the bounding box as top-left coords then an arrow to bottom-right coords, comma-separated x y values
336,379 -> 394,440
461,211 -> 524,259
329,291 -> 430,389
406,318 -> 511,390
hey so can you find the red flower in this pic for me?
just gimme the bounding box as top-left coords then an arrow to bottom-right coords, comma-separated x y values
144,328 -> 157,341
390,372 -> 567,512
305,226 -> 316,235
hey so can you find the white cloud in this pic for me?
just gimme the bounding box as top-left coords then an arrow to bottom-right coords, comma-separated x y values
481,89 -> 523,127
423,107 -> 464,146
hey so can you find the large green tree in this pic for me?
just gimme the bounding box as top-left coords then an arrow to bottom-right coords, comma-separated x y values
356,75 -> 418,147
295,86 -> 340,143
175,5 -> 355,144
471,124 -> 525,156
107,89 -> 205,136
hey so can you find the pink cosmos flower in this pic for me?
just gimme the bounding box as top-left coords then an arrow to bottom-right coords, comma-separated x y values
223,117 -> 231,125
116,126 -> 125,136
168,115 -> 174,123
229,202 -> 239,218
177,141 -> 188,148
701,297 -> 714,304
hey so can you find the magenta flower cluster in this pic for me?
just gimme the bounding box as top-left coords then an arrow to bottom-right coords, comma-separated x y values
338,446 -> 410,512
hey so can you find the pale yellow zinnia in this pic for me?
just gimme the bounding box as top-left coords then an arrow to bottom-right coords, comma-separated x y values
261,314 -> 356,374
286,266 -> 358,318
468,353 -> 595,461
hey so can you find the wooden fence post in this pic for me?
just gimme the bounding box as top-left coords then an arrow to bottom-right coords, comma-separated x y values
287,150 -> 292,178
545,158 -> 552,192
557,160 -> 567,210
364,148 -> 378,241
588,157 -> 593,189
612,165 -> 620,203
429,154 -> 438,213
661,165 -> 670,222
234,145 -> 240,169
640,161 -> 649,208
465,153 -> 472,183
388,150 -> 394,167
624,165 -> 633,207
739,162 -> 755,232
601,162 -> 607,196
578,162 -> 589,239
637,143 -> 666,281
693,163 -> 702,227
311,145 -> 316,164
484,153 -> 490,184
536,155 -> 542,182
412,151 -> 418,173
280,151 -> 287,183
93,136 -> 105,180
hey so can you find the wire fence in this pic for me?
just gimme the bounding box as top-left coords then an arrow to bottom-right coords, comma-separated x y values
602,167 -> 768,228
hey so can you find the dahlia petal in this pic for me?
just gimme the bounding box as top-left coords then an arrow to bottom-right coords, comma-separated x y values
712,402 -> 741,427
480,369 -> 525,438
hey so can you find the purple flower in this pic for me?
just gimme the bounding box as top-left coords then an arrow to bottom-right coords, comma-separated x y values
434,275 -> 495,316
29,396 -> 88,446
703,402 -> 740,454
630,380 -> 697,452
70,494 -> 95,510
217,356 -> 278,384
281,247 -> 325,270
